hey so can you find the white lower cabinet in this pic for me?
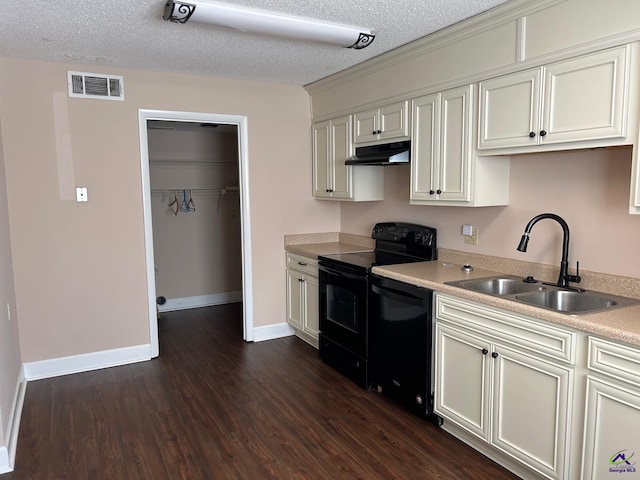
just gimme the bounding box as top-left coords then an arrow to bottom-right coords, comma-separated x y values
286,253 -> 319,348
434,293 -> 575,480
581,336 -> 640,479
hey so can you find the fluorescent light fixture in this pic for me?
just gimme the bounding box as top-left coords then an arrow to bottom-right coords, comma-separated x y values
163,0 -> 375,49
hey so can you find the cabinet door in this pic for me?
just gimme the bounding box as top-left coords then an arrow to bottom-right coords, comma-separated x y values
492,343 -> 571,480
286,269 -> 303,331
312,121 -> 332,198
542,46 -> 628,145
438,85 -> 472,202
353,108 -> 379,144
434,323 -> 492,441
410,93 -> 439,202
478,68 -> 542,150
302,274 -> 319,338
581,376 -> 640,480
379,101 -> 409,140
329,115 -> 353,199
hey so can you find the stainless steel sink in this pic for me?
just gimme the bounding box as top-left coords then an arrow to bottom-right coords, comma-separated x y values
448,276 -> 547,296
514,290 -> 614,312
446,275 -> 640,315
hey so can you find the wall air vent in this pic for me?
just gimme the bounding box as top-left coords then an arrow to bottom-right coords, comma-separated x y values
67,71 -> 124,101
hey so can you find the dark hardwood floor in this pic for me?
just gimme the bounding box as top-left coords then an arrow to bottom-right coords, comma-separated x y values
6,304 -> 521,479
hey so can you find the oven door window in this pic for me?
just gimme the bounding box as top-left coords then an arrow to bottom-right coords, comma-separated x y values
326,284 -> 359,332
318,264 -> 367,355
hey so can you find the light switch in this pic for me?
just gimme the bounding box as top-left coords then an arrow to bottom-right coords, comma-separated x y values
76,187 -> 88,203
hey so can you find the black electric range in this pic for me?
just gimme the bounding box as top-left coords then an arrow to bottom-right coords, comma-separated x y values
317,222 -> 437,388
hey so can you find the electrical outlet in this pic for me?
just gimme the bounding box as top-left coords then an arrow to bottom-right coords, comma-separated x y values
464,227 -> 478,245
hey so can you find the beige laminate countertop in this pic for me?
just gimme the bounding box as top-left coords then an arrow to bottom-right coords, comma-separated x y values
373,260 -> 640,348
285,242 -> 372,259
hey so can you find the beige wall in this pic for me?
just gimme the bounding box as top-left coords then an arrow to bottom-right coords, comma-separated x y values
341,147 -> 640,279
0,115 -> 21,451
0,56 -> 340,363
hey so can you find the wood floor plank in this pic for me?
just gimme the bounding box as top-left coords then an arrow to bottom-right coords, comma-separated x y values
5,303 -> 521,479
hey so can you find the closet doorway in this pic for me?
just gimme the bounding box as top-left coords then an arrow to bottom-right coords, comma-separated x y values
138,110 -> 253,358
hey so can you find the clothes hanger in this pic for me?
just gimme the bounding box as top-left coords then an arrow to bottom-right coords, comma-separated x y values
180,189 -> 190,212
187,189 -> 196,212
169,191 -> 179,215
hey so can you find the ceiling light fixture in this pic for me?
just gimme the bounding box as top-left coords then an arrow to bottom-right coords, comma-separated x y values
163,0 -> 375,49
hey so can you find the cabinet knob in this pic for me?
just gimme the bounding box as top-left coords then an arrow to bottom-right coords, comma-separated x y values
482,348 -> 488,355
436,189 -> 442,195
539,130 -> 547,137
429,190 -> 435,195
372,130 -> 377,135
377,130 -> 382,134
529,131 -> 536,138
491,352 -> 499,358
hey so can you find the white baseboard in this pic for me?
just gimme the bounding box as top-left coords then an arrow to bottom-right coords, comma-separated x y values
158,291 -> 242,313
253,322 -> 295,342
23,344 -> 152,381
0,366 -> 27,474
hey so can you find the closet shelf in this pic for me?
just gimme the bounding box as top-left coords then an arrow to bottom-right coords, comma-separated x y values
151,187 -> 239,197
149,159 -> 237,166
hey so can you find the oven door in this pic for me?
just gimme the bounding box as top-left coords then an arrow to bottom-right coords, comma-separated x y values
318,262 -> 368,357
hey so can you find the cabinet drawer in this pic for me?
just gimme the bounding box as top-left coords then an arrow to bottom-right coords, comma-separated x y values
286,252 -> 318,276
588,336 -> 640,387
435,293 -> 576,364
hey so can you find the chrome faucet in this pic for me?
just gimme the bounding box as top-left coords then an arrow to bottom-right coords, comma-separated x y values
516,213 -> 581,288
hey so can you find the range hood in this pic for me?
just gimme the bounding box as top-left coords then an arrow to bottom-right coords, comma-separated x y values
345,140 -> 411,166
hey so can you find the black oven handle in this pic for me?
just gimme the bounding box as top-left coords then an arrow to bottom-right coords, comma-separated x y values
371,284 -> 426,307
318,265 -> 363,281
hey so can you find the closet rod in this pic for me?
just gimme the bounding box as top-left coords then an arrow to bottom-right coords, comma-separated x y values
149,159 -> 237,166
151,188 -> 239,196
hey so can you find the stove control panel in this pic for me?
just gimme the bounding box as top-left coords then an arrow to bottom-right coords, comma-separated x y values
372,222 -> 436,248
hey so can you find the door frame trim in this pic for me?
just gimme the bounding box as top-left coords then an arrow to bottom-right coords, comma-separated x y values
138,109 -> 253,357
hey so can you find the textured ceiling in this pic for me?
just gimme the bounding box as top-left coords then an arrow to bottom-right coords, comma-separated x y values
0,0 -> 511,86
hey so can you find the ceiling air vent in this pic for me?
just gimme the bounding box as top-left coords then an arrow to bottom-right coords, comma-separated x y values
67,71 -> 124,101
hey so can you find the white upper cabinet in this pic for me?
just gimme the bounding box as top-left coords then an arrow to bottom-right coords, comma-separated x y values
479,45 -> 630,153
313,116 -> 352,200
411,85 -> 510,207
478,68 -> 542,150
312,115 -> 383,202
353,101 -> 410,144
410,86 -> 471,203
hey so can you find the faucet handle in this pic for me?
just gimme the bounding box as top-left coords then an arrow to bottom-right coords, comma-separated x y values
566,261 -> 581,284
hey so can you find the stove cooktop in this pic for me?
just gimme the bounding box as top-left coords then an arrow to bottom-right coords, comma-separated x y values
319,222 -> 437,273
319,250 -> 429,271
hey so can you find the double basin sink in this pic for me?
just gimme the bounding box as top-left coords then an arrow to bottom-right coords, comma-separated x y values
446,275 -> 640,315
